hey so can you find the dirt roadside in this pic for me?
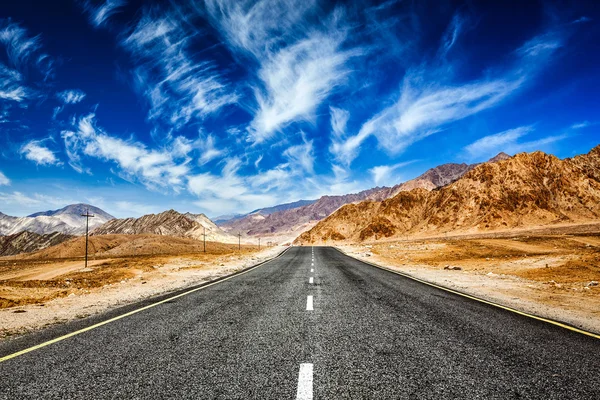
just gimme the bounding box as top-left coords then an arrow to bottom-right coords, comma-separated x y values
338,232 -> 600,335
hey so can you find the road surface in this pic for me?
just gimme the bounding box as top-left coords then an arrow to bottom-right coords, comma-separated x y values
1,246 -> 599,399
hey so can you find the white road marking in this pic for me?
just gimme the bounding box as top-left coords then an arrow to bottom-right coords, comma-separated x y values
311,268 -> 314,273
306,295 -> 314,311
311,262 -> 314,266
309,277 -> 314,284
296,363 -> 313,400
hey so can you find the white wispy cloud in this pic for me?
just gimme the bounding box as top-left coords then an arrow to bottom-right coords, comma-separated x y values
122,10 -> 238,129
20,140 -> 61,166
248,33 -> 359,142
464,126 -> 533,159
0,191 -> 74,208
463,125 -> 567,161
571,121 -> 590,129
197,134 -> 224,165
61,114 -> 192,191
57,89 -> 86,104
282,133 -> 314,174
369,160 -> 416,186
204,1 -> 361,143
331,29 -> 565,166
0,171 -> 10,186
83,0 -> 127,28
0,20 -> 53,103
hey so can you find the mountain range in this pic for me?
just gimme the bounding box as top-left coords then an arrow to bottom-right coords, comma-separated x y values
92,209 -> 240,244
0,204 -> 114,236
297,146 -> 600,244
220,153 -> 511,238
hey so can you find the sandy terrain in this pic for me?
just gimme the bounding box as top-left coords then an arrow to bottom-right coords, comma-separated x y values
338,229 -> 600,334
0,242 -> 283,339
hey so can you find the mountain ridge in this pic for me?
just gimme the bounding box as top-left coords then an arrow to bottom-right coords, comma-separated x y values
296,146 -> 600,243
0,203 -> 114,236
92,209 -> 239,244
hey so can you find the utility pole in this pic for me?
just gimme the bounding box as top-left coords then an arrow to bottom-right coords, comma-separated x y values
203,225 -> 206,253
81,209 -> 95,269
238,232 -> 241,251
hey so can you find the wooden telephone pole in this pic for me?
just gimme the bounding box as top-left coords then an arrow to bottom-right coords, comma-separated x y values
81,209 -> 95,269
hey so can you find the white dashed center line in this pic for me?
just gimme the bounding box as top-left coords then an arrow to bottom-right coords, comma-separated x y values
309,277 -> 314,284
306,295 -> 313,311
296,363 -> 313,400
311,268 -> 314,273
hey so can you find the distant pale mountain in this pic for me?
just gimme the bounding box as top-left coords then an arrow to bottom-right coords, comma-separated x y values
0,231 -> 75,257
222,153 -> 511,238
0,203 -> 114,236
213,213 -> 244,225
220,187 -> 388,237
297,146 -> 600,243
215,199 -> 317,225
92,209 -> 239,244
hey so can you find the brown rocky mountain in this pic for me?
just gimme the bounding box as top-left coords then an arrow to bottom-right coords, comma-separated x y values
222,153 -> 510,238
296,146 -> 600,244
0,231 -> 75,257
92,210 -> 239,244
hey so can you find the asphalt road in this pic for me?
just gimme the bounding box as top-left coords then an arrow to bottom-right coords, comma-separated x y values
1,246 -> 599,399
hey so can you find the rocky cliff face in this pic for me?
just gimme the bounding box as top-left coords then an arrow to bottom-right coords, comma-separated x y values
92,210 -> 239,244
297,146 -> 600,243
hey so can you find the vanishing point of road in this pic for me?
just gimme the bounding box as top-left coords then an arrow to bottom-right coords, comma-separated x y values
1,247 -> 599,399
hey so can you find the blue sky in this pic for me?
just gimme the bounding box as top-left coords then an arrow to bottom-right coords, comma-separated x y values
0,0 -> 598,218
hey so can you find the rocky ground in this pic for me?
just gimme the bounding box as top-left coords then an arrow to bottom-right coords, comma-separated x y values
0,244 -> 283,339
339,229 -> 600,334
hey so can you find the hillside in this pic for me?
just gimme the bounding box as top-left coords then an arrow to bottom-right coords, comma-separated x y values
222,153 -> 509,238
11,234 -> 244,260
0,203 -> 114,236
221,187 -> 388,236
92,210 -> 239,244
0,231 -> 75,256
297,146 -> 600,243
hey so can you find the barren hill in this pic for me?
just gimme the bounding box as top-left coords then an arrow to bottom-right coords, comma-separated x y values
297,146 -> 600,243
11,234 -> 244,260
222,153 -> 509,238
92,210 -> 239,244
0,231 -> 75,256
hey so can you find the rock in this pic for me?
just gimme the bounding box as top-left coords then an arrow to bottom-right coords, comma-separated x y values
13,309 -> 26,313
365,253 -> 371,257
444,265 -> 462,270
586,281 -> 598,287
486,272 -> 495,276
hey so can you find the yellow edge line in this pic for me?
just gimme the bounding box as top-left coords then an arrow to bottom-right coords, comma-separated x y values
334,247 -> 600,340
0,248 -> 290,363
